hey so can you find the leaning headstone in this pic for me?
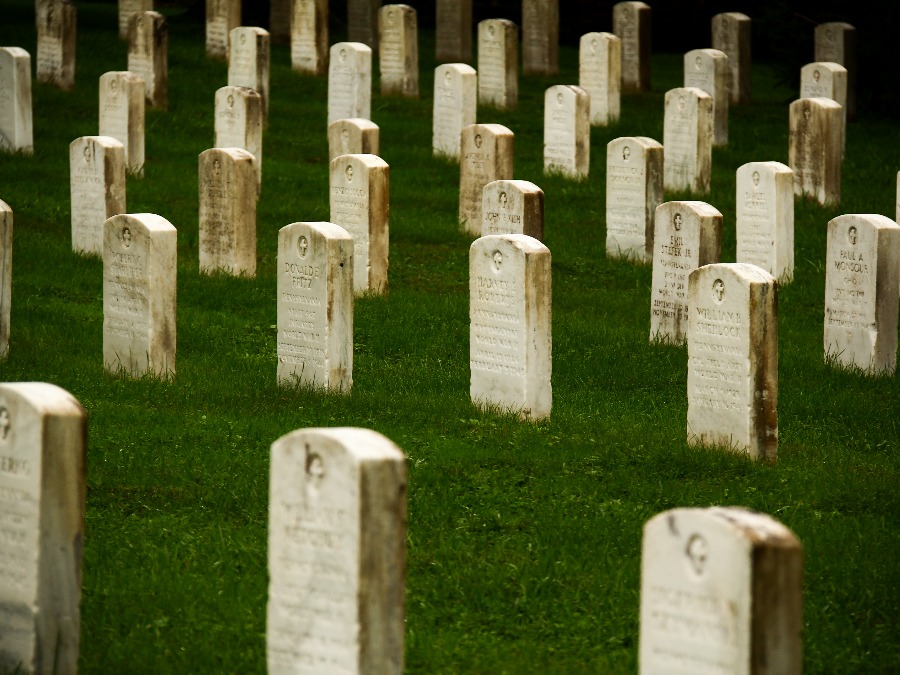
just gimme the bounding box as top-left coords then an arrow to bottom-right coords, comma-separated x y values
579,32 -> 621,126
269,0 -> 290,44
36,0 -> 76,90
348,0 -> 381,50
435,0 -> 472,63
378,5 -> 418,97
477,19 -> 517,110
650,201 -> 722,344
328,118 -> 379,161
606,136 -> 663,263
684,49 -> 728,147
824,214 -> 900,375
711,12 -> 750,105
543,85 -> 590,179
206,0 -> 240,59
460,124 -> 514,236
276,221 -> 354,390
612,1 -> 650,92
0,47 -> 34,155
522,0 -> 559,76
432,63 -> 476,159
815,22 -> 855,120
687,263 -> 778,458
663,87 -> 714,194
103,213 -> 177,378
118,0 -> 152,40
470,234 -> 551,420
736,162 -> 794,283
127,10 -> 167,111
214,85 -> 263,185
481,180 -> 544,240
228,27 -> 270,124
198,147 -> 257,276
328,42 -> 372,124
70,136 -> 126,256
99,71 -> 145,176
290,0 -> 328,75
0,382 -> 86,675
788,97 -> 841,206
0,201 -> 10,358
800,62 -> 847,156
267,427 -> 406,672
639,507 -> 803,674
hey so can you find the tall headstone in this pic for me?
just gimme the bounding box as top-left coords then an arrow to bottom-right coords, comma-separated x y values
119,0 -> 152,40
789,97 -> 841,206
435,0 -> 472,63
522,0 -> 559,76
276,221 -> 354,390
0,201 -> 10,358
267,427 -> 406,673
206,0 -> 240,59
214,85 -> 263,184
639,507 -> 803,674
328,42 -> 372,124
481,180 -> 544,240
579,32 -> 621,126
612,1 -> 650,92
470,234 -> 551,420
228,27 -> 270,124
736,162 -> 794,283
269,0 -> 290,44
800,62 -> 847,156
328,118 -> 379,161
824,214 -> 900,375
477,19 -> 518,110
0,47 -> 34,155
99,71 -> 145,176
348,0 -> 381,50
711,12 -> 750,105
606,136 -> 663,263
127,10 -> 167,111
0,382 -> 86,675
650,201 -> 722,344
432,63 -> 476,159
290,0 -> 328,75
543,84 -> 590,179
378,5 -> 418,98
70,136 -> 126,256
663,87 -> 714,194
815,22 -> 855,120
36,0 -> 76,90
460,124 -> 514,236
103,213 -> 177,379
683,49 -> 728,147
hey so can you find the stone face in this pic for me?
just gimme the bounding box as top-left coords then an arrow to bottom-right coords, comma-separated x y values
103,213 -> 177,378
711,12 -> 750,105
214,85 -> 263,185
198,147 -> 257,276
543,85 -> 590,179
0,201 -> 10,358
897,172 -> 899,225
815,22 -> 855,120
469,234 -> 552,421
481,180 -> 544,240
789,97 -> 841,206
459,124 -> 514,236
606,136 -> 663,263
70,136 -> 127,256
824,214 -> 900,375
99,71 -> 145,176
800,62 -> 847,156
612,1 -> 650,92
436,0 -> 472,63
127,10 -> 167,111
736,162 -> 794,283
0,47 -> 34,155
663,87 -> 714,194
267,427 -> 406,674
639,507 -> 803,675
0,382 -> 86,675
118,0 -> 152,40
228,27 -> 270,124
650,201 -> 722,344
348,0 -> 381,50
328,42 -> 372,124
378,5 -> 418,97
477,19 -> 517,110
276,222 -> 354,390
522,0 -> 559,76
328,118 -> 379,161
432,63 -> 476,159
579,32 -> 621,126
290,0 -> 328,76
36,0 -> 76,90
684,49 -> 728,147
205,0 -> 240,59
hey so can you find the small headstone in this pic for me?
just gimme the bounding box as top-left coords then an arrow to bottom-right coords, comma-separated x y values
328,118 -> 379,161
198,147 -> 257,276
612,1 -> 651,92
290,0 -> 328,75
103,213 -> 177,379
815,22 -> 855,120
206,0 -> 240,59
639,507 -> 803,674
522,0 -> 559,76
378,5 -> 418,98
0,47 -> 34,155
788,97 -> 841,206
99,71 -> 145,176
127,10 -> 167,111
269,0 -> 290,44
0,201 -> 10,358
276,221 -> 354,390
711,12 -> 750,105
328,42 -> 372,124
36,0 -> 76,90
543,84 -> 590,179
348,0 -> 381,50
460,124 -> 514,236
432,63 -> 476,159
0,382 -> 86,675
228,27 -> 270,124
477,19 -> 517,110
683,49 -> 728,147
214,85 -> 263,185
606,136 -> 663,263
650,201 -> 722,344
579,32 -> 621,126
481,180 -> 544,240
267,427 -> 406,672
800,62 -> 847,156
118,0 -> 152,40
435,0 -> 472,63
736,162 -> 794,283
663,87 -> 714,194
824,214 -> 900,375
70,136 -> 127,256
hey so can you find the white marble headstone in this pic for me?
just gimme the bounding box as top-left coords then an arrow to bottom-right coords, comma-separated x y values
214,85 -> 263,185
711,12 -> 750,105
579,32 -> 621,126
663,87 -> 713,194
70,136 -> 126,256
815,22 -> 855,120
118,0 -> 152,40
432,63 -> 476,159
606,136 -> 663,263
481,180 -> 544,240
36,0 -> 76,90
522,0 -> 559,76
477,19 -> 517,110
206,0 -> 240,59
0,47 -> 33,155
612,1 -> 650,92
127,10 -> 167,111
684,48 -> 728,147
99,71 -> 145,176
328,42 -> 372,124
290,0 -> 328,75
347,0 -> 381,50
228,27 -> 270,123
436,0 -> 472,62
328,118 -> 379,161
543,84 -> 590,179
789,97 -> 841,206
460,124 -> 514,235
735,162 -> 794,283
378,4 -> 418,97
0,201 -> 10,358
800,62 -> 846,156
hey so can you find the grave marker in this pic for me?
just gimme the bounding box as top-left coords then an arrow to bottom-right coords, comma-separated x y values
711,12 -> 750,105
432,63 -> 476,159
543,84 -> 590,179
522,0 -> 559,76
206,0 -> 240,59
36,0 -> 76,90
99,71 -> 145,176
378,4 -> 418,98
118,0 -> 152,40
269,0 -> 290,44
328,118 -> 379,161
290,0 -> 328,75
228,27 -> 270,123
683,49 -> 728,147
127,10 -> 167,111
477,19 -> 517,110
579,32 -> 621,126
663,87 -> 713,194
460,124 -> 514,236
348,0 -> 381,50
800,62 -> 847,157
436,0 -> 472,63
481,180 -> 544,240
0,47 -> 33,155
0,201 -> 10,358
328,42 -> 372,124
214,85 -> 263,185
70,136 -> 126,256
612,1 -> 650,92
736,162 -> 794,283
606,136 -> 663,263
789,97 -> 841,206
815,22 -> 855,120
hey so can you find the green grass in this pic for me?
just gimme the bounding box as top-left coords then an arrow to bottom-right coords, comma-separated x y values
1,2 -> 899,672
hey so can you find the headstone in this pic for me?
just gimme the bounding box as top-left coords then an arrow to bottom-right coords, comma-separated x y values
0,47 -> 33,155
328,118 -> 379,161
103,213 -> 177,379
348,0 -> 381,50
543,84 -> 590,179
36,0 -> 76,90
214,85 -> 263,185
127,10 -> 167,111
579,32 -> 621,126
276,221 -> 354,390
329,154 -> 389,294
639,507 -> 803,674
612,1 -> 650,92
198,147 -> 257,276
470,234 -> 551,420
815,22 -> 855,120
0,382 -> 86,675
477,19 -> 517,110
206,0 -> 240,59
663,87 -> 714,194
435,0 -> 472,63
522,0 -> 559,76
800,62 -> 847,156
788,97 -> 841,206
269,0 -> 290,44
824,214 -> 900,375
711,12 -> 750,105
290,0 -> 328,75
0,201 -> 10,358
378,5 -> 418,98
481,180 -> 544,240
99,71 -> 145,176
267,427 -> 406,673
70,136 -> 127,256
683,49 -> 728,147
460,124 -> 514,236
328,42 -> 372,124
896,171 -> 899,225
228,27 -> 270,124
118,0 -> 152,40
650,201 -> 722,344
432,63 -> 476,159
687,263 -> 778,458
606,136 -> 663,263
735,162 -> 794,283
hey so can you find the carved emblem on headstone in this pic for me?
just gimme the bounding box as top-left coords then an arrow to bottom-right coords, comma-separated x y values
474,134 -> 483,149
492,250 -> 503,272
0,407 -> 9,441
673,213 -> 683,231
622,146 -> 631,161
713,278 -> 725,303
345,164 -> 353,182
685,533 -> 708,575
752,170 -> 760,186
121,226 -> 132,248
297,235 -> 308,258
848,226 -> 857,246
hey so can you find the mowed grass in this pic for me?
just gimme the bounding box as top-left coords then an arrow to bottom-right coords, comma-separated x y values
1,1 -> 899,672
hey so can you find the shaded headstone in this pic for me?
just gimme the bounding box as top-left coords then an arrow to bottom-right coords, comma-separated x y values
378,4 -> 418,98
328,118 -> 379,161
328,42 -> 372,124
711,12 -> 750,105
477,19 -> 517,110
800,62 -> 847,157
579,32 -> 621,126
736,162 -> 794,283
432,63 -> 476,159
99,71 -> 145,176
228,27 -> 270,124
36,0 -> 76,90
206,0 -> 240,59
543,84 -> 590,179
119,0 -> 152,40
70,136 -> 126,256
683,49 -> 728,147
815,22 -> 855,120
789,97 -> 841,206
0,201 -> 10,358
606,136 -> 663,263
0,47 -> 33,155
127,10 -> 167,111
436,0 -> 472,63
348,0 -> 381,50
612,1 -> 650,92
522,0 -> 559,76
897,171 -> 899,225
460,124 -> 514,236
269,0 -> 290,44
663,87 -> 713,194
214,85 -> 263,185
290,0 -> 328,75
481,180 -> 544,240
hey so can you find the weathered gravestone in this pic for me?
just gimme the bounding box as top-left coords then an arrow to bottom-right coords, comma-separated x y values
612,1 -> 650,92
103,213 -> 176,379
543,84 -> 590,179
687,263 -> 778,459
481,180 -> 544,240
736,162 -> 794,283
267,427 -> 406,673
328,118 -> 379,161
36,0 -> 76,90
70,136 -> 126,256
328,42 -> 372,124
711,12 -> 750,105
348,0 -> 381,50
800,62 -> 847,157
290,0 -> 328,75
432,63 -> 476,159
127,10 -> 167,111
0,382 -> 86,675
824,214 -> 900,375
789,97 -> 841,206
477,19 -> 517,110
460,124 -> 514,236
470,234 -> 551,420
579,32 -> 621,126
206,0 -> 240,59
118,0 -> 152,40
639,507 -> 803,675
0,47 -> 33,155
815,22 -> 855,120
683,49 -> 728,147
606,136 -> 663,263
663,87 -> 713,194
269,0 -> 290,44
0,201 -> 10,358
897,172 -> 899,225
435,0 -> 472,63
214,85 -> 263,185
522,0 -> 559,76
198,147 -> 257,276
378,5 -> 418,97
99,71 -> 145,176
650,201 -> 722,344
276,222 -> 353,390
228,27 -> 270,124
